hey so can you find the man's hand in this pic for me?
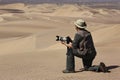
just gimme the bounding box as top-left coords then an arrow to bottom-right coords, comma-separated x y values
61,41 -> 72,48
61,41 -> 66,44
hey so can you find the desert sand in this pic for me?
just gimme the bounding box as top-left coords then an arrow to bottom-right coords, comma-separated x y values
0,3 -> 120,80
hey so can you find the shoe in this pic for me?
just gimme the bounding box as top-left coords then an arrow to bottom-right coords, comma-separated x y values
79,68 -> 88,72
99,62 -> 107,72
62,69 -> 75,73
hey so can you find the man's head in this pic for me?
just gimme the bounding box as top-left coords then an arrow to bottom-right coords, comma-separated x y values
74,19 -> 87,30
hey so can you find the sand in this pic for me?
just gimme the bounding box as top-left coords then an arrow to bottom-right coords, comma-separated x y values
0,3 -> 120,80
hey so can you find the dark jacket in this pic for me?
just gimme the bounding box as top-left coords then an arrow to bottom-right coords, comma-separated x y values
72,29 -> 97,58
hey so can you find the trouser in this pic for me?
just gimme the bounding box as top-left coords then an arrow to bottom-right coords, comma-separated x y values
88,65 -> 100,72
66,48 -> 75,71
82,57 -> 94,69
82,55 -> 95,69
66,48 -> 96,71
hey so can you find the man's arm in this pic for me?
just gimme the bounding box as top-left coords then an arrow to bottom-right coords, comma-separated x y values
72,33 -> 83,49
61,33 -> 83,48
61,41 -> 72,48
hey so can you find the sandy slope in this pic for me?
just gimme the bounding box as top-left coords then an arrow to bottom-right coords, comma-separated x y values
0,3 -> 120,80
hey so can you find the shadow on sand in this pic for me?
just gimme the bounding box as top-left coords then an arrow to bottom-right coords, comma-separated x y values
107,65 -> 120,71
75,65 -> 120,73
0,9 -> 24,13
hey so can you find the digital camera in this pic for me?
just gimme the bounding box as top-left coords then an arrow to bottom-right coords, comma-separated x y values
56,35 -> 72,43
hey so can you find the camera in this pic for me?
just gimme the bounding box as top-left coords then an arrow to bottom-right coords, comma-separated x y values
56,35 -> 72,44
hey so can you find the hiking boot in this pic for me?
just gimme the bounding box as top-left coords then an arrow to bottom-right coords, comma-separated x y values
99,62 -> 107,72
62,69 -> 75,73
79,68 -> 88,72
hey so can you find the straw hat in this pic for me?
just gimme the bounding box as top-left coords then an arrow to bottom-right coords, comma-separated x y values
74,19 -> 87,29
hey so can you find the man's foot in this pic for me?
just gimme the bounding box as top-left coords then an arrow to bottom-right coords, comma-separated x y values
79,68 -> 88,72
62,69 -> 75,73
99,62 -> 107,72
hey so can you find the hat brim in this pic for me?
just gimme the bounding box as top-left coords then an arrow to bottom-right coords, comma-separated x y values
74,22 -> 87,29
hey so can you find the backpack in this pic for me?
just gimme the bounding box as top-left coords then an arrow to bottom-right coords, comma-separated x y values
73,32 -> 91,58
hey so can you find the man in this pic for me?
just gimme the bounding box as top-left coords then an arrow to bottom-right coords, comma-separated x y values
61,19 -> 97,73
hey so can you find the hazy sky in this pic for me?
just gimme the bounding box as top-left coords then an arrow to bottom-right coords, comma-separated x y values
0,0 -> 120,4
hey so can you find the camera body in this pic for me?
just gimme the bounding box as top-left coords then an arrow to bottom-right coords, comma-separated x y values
56,35 -> 72,44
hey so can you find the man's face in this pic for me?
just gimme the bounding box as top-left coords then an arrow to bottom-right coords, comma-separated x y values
75,26 -> 78,31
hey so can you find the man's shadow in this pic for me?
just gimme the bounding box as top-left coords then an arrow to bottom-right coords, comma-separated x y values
75,65 -> 120,73
106,65 -> 120,73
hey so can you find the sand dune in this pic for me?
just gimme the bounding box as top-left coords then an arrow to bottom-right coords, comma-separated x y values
92,25 -> 120,47
0,3 -> 25,10
0,3 -> 120,54
0,3 -> 120,22
0,35 -> 36,55
0,3 -> 120,80
25,4 -> 120,17
0,17 -> 4,22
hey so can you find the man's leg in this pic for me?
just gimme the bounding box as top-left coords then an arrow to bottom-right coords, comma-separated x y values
66,53 -> 75,71
81,57 -> 94,71
63,48 -> 75,73
88,62 -> 108,72
88,65 -> 99,72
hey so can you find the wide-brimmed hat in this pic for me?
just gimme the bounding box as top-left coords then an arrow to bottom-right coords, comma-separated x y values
74,19 -> 87,29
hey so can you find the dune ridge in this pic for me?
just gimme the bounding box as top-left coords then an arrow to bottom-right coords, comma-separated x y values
0,35 -> 36,55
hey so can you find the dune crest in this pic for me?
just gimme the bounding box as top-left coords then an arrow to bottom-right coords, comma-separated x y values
40,43 -> 65,51
0,35 -> 36,55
